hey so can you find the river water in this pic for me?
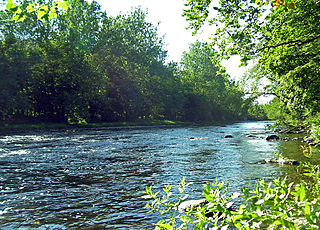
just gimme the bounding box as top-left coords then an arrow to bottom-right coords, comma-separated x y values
0,121 -> 316,229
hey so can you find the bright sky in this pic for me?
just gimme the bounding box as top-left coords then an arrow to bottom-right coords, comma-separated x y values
95,0 -> 250,80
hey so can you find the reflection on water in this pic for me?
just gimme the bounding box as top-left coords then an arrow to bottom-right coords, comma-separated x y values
0,121 -> 315,229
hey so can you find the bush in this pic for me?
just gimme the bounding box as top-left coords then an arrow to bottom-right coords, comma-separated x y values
145,163 -> 320,229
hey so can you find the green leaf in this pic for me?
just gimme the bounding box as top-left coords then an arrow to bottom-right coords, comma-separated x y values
274,220 -> 282,226
300,183 -> 306,202
62,0 -> 69,11
26,3 -> 36,13
53,1 -> 63,8
156,221 -> 174,230
37,5 -> 49,21
232,214 -> 244,222
7,4 -> 19,13
305,201 -> 311,216
17,14 -> 26,22
49,10 -> 58,20
6,0 -> 14,10
255,0 -> 262,7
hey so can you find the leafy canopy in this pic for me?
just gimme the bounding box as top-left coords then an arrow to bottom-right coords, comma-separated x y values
6,0 -> 69,22
184,0 -> 320,122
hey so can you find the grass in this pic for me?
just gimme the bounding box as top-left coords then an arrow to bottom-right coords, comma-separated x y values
0,120 -> 194,131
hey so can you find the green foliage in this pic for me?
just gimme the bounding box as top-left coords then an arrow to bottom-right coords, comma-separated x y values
180,41 -> 250,122
6,0 -> 69,22
145,178 -> 191,229
146,163 -> 320,229
0,35 -> 31,122
247,104 -> 268,121
264,97 -> 288,121
0,0 -> 257,125
183,0 -> 320,129
311,124 -> 320,142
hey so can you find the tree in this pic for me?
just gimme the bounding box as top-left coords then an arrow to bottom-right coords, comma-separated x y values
0,35 -> 31,123
180,41 -> 247,121
183,0 -> 320,123
91,8 -> 169,121
0,0 -> 107,123
28,39 -> 99,123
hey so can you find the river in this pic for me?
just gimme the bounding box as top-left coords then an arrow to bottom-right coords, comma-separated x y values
0,121 -> 316,229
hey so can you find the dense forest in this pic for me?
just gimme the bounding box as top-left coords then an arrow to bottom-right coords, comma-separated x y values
0,0 -> 262,125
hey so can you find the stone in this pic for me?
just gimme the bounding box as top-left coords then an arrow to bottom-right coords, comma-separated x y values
304,136 -> 314,143
255,158 -> 299,165
178,199 -> 208,213
265,134 -> 280,141
178,198 -> 232,218
224,135 -> 233,138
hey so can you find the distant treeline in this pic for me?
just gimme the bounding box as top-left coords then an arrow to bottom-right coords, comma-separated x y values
0,0 -> 263,125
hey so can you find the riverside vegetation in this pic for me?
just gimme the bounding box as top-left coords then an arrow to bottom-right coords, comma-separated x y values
145,163 -> 320,229
2,0 -> 320,229
1,0 -> 264,126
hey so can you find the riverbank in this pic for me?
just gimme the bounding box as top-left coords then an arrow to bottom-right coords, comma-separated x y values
0,120 -> 196,132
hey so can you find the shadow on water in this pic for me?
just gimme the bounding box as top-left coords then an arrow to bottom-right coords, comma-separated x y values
0,121 -> 317,229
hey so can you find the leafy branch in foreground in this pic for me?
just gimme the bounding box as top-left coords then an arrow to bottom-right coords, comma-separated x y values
145,178 -> 192,229
6,0 -> 69,21
145,163 -> 320,229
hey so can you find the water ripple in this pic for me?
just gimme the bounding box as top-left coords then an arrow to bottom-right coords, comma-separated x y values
0,121 -> 303,229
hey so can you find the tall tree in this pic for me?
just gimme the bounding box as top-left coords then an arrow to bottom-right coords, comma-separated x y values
91,8 -> 168,121
0,35 -> 31,123
180,41 -> 247,121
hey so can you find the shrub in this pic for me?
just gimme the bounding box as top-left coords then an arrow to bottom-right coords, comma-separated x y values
145,163 -> 320,229
311,124 -> 320,141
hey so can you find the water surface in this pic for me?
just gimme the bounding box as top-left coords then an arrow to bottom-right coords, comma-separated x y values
0,121 -> 314,229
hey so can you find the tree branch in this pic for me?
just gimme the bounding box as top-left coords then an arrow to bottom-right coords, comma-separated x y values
259,35 -> 320,52
245,92 -> 276,96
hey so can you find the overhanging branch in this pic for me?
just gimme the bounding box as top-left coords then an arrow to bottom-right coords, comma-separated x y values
258,35 -> 320,52
245,92 -> 276,96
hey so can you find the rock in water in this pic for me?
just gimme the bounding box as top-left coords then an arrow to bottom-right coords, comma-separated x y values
255,158 -> 299,165
178,199 -> 208,213
266,135 -> 280,141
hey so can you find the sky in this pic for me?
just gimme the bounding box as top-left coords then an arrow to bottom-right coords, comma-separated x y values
95,0 -> 250,80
